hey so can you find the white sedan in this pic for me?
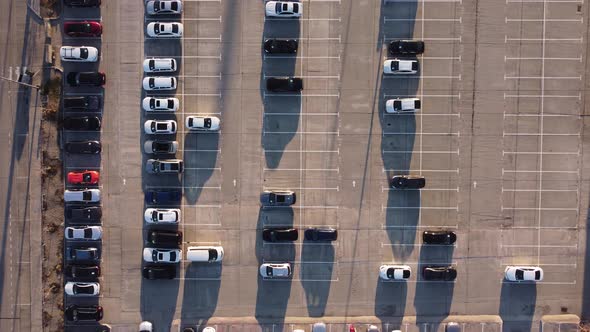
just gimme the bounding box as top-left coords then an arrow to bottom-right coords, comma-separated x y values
142,97 -> 179,112
185,116 -> 220,131
146,0 -> 182,15
379,265 -> 411,281
505,266 -> 544,282
65,282 -> 100,297
143,248 -> 182,263
383,59 -> 419,74
65,226 -> 103,240
144,120 -> 177,134
64,189 -> 101,203
60,46 -> 99,62
143,58 -> 177,73
146,22 -> 183,38
385,98 -> 421,113
265,1 -> 302,18
143,77 -> 177,91
259,263 -> 292,278
144,208 -> 181,224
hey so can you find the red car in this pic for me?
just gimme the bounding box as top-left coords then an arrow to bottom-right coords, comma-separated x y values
67,171 -> 100,185
64,21 -> 102,37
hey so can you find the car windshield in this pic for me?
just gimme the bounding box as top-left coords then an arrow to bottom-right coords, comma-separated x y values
156,123 -> 168,130
83,173 -> 91,182
204,118 -> 211,128
268,193 -> 276,203
67,229 -> 74,238
170,77 -> 175,86
154,0 -> 162,11
276,194 -> 286,202
169,251 -> 177,261
403,270 -> 411,278
149,60 -> 155,70
172,24 -> 179,33
515,270 -> 524,280
535,271 -> 541,279
293,3 -> 299,12
74,284 -> 93,294
208,249 -> 218,261
171,2 -> 178,10
155,24 -> 161,34
153,142 -> 167,151
167,99 -> 174,108
393,100 -> 402,109
152,210 -> 159,221
83,228 -> 92,238
80,48 -> 88,59
391,61 -> 399,71
387,268 -> 395,279
149,78 -> 155,88
82,191 -> 92,200
266,266 -> 273,276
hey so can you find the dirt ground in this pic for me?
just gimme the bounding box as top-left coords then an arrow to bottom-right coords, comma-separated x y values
40,74 -> 64,332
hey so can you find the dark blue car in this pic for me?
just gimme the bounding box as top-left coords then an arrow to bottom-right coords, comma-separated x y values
144,190 -> 182,205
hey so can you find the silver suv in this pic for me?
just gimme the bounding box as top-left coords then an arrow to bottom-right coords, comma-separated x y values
145,159 -> 183,174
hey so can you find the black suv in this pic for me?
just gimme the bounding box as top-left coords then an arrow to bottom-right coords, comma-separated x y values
388,40 -> 425,56
422,230 -> 457,245
65,305 -> 103,322
64,0 -> 101,7
63,96 -> 101,111
422,266 -> 457,281
65,265 -> 101,279
266,77 -> 303,92
67,72 -> 106,87
390,175 -> 426,189
66,206 -> 102,222
304,227 -> 338,241
65,140 -> 101,154
142,265 -> 176,280
264,39 -> 298,54
63,116 -> 101,131
262,228 -> 298,242
66,247 -> 100,263
146,230 -> 183,247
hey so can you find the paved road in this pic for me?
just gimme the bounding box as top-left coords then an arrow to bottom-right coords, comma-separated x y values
0,1 -> 44,332
61,0 -> 590,331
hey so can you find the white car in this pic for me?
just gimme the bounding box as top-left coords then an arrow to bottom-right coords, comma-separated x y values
143,77 -> 177,91
143,248 -> 182,263
146,0 -> 182,15
140,321 -> 153,332
379,265 -> 411,281
144,120 -> 177,134
504,266 -> 543,282
385,98 -> 421,113
185,116 -> 220,131
259,263 -> 292,278
383,59 -> 419,74
65,226 -> 103,240
142,97 -> 179,112
143,58 -> 177,73
60,46 -> 99,62
146,22 -> 183,38
64,282 -> 100,297
64,189 -> 101,203
265,1 -> 302,18
144,208 -> 181,224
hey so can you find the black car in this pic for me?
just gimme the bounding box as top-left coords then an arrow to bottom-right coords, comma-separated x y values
388,40 -> 425,56
422,230 -> 457,245
63,96 -> 101,111
266,77 -> 303,92
264,39 -> 298,54
147,230 -> 183,247
65,140 -> 101,154
145,140 -> 177,154
144,190 -> 182,205
65,305 -> 103,322
262,228 -> 298,242
390,175 -> 426,189
65,265 -> 101,279
64,0 -> 101,7
66,206 -> 102,222
66,247 -> 100,263
142,265 -> 176,280
63,116 -> 101,131
304,227 -> 338,241
67,72 -> 106,87
422,266 -> 457,281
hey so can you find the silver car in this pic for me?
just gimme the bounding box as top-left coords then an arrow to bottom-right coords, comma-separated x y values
260,190 -> 296,208
146,0 -> 182,15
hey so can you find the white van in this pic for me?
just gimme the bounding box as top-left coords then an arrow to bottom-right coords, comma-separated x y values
186,246 -> 224,263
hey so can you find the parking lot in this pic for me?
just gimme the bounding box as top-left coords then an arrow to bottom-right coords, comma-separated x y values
74,0 -> 590,331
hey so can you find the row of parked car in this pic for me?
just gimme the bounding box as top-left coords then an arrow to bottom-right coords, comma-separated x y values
60,0 -> 105,325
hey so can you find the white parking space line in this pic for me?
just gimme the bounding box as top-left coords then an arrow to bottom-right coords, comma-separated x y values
383,206 -> 459,210
505,18 -> 583,22
267,206 -> 339,210
383,132 -> 460,136
263,55 -> 341,60
180,204 -> 221,208
384,93 -> 461,98
506,37 -> 583,42
264,168 -> 339,172
179,74 -> 221,79
383,168 -> 460,173
385,36 -> 461,42
505,56 -> 583,61
507,0 -> 582,2
504,113 -> 580,117
503,151 -> 579,155
264,131 -> 339,135
381,243 -> 458,248
265,113 -> 338,116
263,74 -> 340,79
502,188 -> 578,192
501,244 -> 577,248
382,224 -> 459,229
382,150 -> 459,154
384,113 -> 460,117
262,187 -> 339,191
382,187 -> 459,192
502,169 -> 579,174
264,93 -> 340,98
264,149 -> 339,153
505,75 -> 582,80
501,207 -> 578,211
384,18 -> 461,22
504,133 -> 579,136
504,93 -> 581,98
265,18 -> 341,21
384,75 -> 461,80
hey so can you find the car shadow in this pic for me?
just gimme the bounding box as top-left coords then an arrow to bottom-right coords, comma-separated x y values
301,240 -> 334,317
180,263 -> 221,329
139,265 -> 180,331
183,132 -> 219,205
375,276 -> 407,328
260,12 -> 301,169
414,244 -> 455,331
255,206 -> 294,321
499,281 -> 538,332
